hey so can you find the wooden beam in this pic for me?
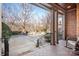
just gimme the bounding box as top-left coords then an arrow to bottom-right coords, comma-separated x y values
49,3 -> 65,12
31,3 -> 52,11
66,8 -> 76,13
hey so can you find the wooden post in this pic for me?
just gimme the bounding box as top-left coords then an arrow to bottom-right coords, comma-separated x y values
4,39 -> 9,56
0,4 -> 1,56
77,4 -> 79,40
50,10 -> 56,45
56,11 -> 58,44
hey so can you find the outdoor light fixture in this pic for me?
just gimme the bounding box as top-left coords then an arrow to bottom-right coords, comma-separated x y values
67,5 -> 71,9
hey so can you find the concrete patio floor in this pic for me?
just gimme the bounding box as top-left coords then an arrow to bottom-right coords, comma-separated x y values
21,40 -> 75,56
0,35 -> 76,56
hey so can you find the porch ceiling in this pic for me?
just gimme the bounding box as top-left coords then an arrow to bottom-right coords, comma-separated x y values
49,3 -> 76,11
57,3 -> 76,10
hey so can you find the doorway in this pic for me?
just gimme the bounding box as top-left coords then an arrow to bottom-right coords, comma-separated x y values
57,13 -> 65,42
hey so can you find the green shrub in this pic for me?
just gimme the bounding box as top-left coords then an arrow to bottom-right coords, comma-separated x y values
12,31 -> 21,35
44,33 -> 51,43
2,22 -> 12,39
58,32 -> 63,40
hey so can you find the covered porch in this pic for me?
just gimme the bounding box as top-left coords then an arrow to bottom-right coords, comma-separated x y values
0,3 -> 79,56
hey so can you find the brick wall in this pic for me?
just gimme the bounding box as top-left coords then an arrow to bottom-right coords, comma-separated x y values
66,9 -> 76,38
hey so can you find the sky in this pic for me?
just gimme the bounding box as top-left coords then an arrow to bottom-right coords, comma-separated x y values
2,3 -> 49,23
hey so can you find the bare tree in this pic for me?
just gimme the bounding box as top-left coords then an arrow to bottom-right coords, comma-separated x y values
41,12 -> 51,32
3,4 -> 34,33
19,4 -> 33,34
2,6 -> 16,30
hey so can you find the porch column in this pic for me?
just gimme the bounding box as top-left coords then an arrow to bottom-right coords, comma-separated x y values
55,11 -> 58,44
0,4 -> 1,39
50,10 -> 55,45
77,4 -> 79,40
0,4 -> 2,55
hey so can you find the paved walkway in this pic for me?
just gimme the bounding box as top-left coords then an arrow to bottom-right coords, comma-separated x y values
9,35 -> 46,56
